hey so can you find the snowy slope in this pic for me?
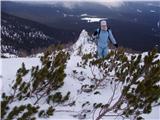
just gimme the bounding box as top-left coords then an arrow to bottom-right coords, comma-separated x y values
1,30 -> 160,120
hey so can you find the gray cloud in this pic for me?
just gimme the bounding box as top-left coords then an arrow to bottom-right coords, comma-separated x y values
3,0 -> 158,9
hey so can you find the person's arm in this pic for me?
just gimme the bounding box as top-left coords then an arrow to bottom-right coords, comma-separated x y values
108,29 -> 118,48
91,29 -> 99,41
93,29 -> 98,36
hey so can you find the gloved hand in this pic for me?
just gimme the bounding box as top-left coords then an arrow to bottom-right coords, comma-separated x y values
90,34 -> 96,41
114,44 -> 118,48
92,34 -> 96,39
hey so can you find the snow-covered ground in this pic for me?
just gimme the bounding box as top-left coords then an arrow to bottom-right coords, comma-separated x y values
1,58 -> 159,120
81,17 -> 108,23
0,58 -> 41,94
1,30 -> 160,120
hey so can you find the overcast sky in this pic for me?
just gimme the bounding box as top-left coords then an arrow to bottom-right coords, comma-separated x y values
2,0 -> 159,1
2,0 -> 159,8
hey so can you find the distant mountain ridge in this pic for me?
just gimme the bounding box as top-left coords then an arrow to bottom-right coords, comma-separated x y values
2,1 -> 160,52
1,12 -> 78,56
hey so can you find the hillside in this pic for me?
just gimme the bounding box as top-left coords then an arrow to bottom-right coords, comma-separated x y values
1,30 -> 160,120
1,12 -> 78,56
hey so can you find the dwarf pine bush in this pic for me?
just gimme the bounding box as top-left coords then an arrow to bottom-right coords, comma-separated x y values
79,48 -> 160,120
1,46 -> 70,120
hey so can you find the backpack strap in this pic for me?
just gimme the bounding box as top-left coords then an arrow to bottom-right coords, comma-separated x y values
107,27 -> 110,32
97,28 -> 101,38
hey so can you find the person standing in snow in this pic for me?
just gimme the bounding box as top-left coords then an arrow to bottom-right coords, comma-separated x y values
93,20 -> 118,58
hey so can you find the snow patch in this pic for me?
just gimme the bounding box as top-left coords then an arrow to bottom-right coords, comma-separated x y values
63,13 -> 67,17
147,3 -> 160,7
150,10 -> 156,13
80,14 -> 88,17
81,17 -> 108,23
137,9 -> 142,13
2,53 -> 17,58
157,21 -> 160,28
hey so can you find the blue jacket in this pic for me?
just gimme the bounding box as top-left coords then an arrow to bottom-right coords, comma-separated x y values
95,28 -> 117,48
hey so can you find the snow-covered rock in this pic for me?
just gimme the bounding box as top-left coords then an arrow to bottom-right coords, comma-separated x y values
72,29 -> 97,55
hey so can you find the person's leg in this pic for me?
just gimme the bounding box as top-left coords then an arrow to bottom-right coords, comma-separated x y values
102,47 -> 108,58
97,47 -> 103,58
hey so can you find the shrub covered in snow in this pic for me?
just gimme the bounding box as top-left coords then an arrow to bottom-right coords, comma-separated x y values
75,47 -> 160,120
1,46 -> 70,120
